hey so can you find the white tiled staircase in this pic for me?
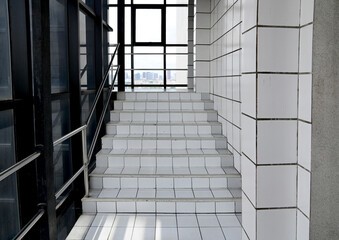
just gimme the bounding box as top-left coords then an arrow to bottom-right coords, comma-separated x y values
82,92 -> 241,214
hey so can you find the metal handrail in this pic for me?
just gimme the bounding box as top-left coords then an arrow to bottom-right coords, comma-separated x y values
0,151 -> 41,182
53,44 -> 120,200
13,209 -> 45,240
86,43 -> 119,125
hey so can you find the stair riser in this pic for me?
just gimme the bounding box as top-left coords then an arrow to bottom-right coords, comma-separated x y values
117,92 -> 210,101
102,138 -> 227,149
96,156 -> 234,168
90,177 -> 241,189
107,124 -> 222,135
110,112 -> 218,123
114,101 -> 214,111
82,200 -> 241,214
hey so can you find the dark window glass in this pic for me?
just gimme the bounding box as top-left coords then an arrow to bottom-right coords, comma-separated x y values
57,202 -> 75,240
50,0 -> 69,93
0,110 -> 19,239
52,99 -> 72,192
0,0 -> 12,100
80,0 -> 94,9
80,11 -> 95,90
81,92 -> 96,152
135,9 -> 162,43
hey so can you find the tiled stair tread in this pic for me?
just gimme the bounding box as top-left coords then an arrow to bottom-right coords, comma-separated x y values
102,134 -> 227,140
84,188 -> 241,200
114,99 -> 214,103
111,110 -> 217,113
97,148 -> 232,156
90,166 -> 240,176
107,121 -> 221,126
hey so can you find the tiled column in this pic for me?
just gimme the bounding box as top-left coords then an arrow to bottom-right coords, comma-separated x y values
241,0 -> 314,239
194,0 -> 210,92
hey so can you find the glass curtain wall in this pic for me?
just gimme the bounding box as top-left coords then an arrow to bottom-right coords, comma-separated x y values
108,0 -> 188,89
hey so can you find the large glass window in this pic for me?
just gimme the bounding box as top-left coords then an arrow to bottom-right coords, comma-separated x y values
79,11 -> 95,90
0,0 -> 12,100
0,110 -> 19,240
50,0 -> 69,93
166,7 -> 188,44
135,9 -> 162,43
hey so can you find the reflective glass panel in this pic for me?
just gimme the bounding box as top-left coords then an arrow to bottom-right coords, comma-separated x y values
166,55 -> 188,69
136,9 -> 162,42
79,11 -> 95,90
166,70 -> 187,85
50,0 -> 69,93
167,0 -> 188,3
166,7 -> 188,44
134,55 -> 163,69
52,99 -> 72,192
0,110 -> 19,239
134,0 -> 163,4
134,70 -> 163,85
0,0 -> 12,100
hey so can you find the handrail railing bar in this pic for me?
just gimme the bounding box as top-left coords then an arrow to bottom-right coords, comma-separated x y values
55,165 -> 85,199
55,191 -> 71,211
86,43 -> 120,126
53,125 -> 86,147
0,151 -> 41,182
14,209 -> 45,240
88,66 -> 120,160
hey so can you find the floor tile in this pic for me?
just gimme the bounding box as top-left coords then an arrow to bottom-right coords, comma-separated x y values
178,227 -> 202,240
131,227 -> 155,240
197,214 -> 220,227
177,214 -> 198,227
108,227 -> 133,240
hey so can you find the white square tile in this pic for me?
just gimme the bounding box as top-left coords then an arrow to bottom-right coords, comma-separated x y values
117,202 -> 136,213
156,178 -> 174,188
112,214 -> 135,227
297,210 -> 310,240
257,74 -> 298,118
257,120 -> 297,164
257,165 -> 297,208
241,74 -> 256,118
67,226 -> 89,239
174,178 -> 192,188
176,202 -> 195,213
300,0 -> 314,25
102,178 -> 119,188
138,178 -> 155,188
92,214 -> 115,227
156,214 -> 177,228
241,155 -> 256,205
298,167 -> 311,217
97,202 -> 116,213
241,28 -> 256,73
241,115 -> 256,163
156,202 -> 176,213
155,227 -> 178,240
178,228 -> 202,240
242,193 -> 257,240
85,226 -> 111,239
200,227 -> 225,240
298,121 -> 312,171
108,227 -> 133,240
298,74 -> 312,122
299,25 -> 313,73
131,227 -> 155,240
192,178 -> 209,188
258,28 -> 299,72
134,214 -> 156,228
196,202 -> 215,213
258,0 -> 300,26
257,209 -> 296,240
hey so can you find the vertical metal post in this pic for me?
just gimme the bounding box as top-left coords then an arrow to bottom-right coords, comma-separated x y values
81,129 -> 89,197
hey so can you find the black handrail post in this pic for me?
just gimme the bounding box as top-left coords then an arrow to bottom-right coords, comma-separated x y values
31,0 -> 57,239
118,0 -> 125,91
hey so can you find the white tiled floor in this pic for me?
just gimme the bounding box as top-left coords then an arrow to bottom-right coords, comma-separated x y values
67,213 -> 242,240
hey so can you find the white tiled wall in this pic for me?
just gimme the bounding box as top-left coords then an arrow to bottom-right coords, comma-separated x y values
194,0 -> 314,239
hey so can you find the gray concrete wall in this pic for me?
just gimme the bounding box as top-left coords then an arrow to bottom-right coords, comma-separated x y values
310,0 -> 339,239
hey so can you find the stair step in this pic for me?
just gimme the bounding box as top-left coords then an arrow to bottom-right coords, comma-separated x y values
110,110 -> 218,123
116,92 -> 210,101
82,188 -> 241,214
101,135 -> 227,149
114,100 -> 214,111
106,122 -> 222,135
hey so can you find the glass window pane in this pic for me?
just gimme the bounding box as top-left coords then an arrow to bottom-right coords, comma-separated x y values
125,70 -> 132,85
167,70 -> 187,85
0,0 -> 12,100
0,110 -> 19,239
136,9 -> 162,42
80,11 -> 95,90
134,55 -> 163,69
80,0 -> 94,9
167,0 -> 188,3
166,7 -> 188,44
108,7 -> 117,44
125,7 -> 131,44
50,0 -> 69,93
166,55 -> 188,69
52,99 -> 72,192
134,0 -> 163,4
166,47 -> 188,53
134,46 -> 163,54
81,92 -> 96,151
134,71 -> 163,85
